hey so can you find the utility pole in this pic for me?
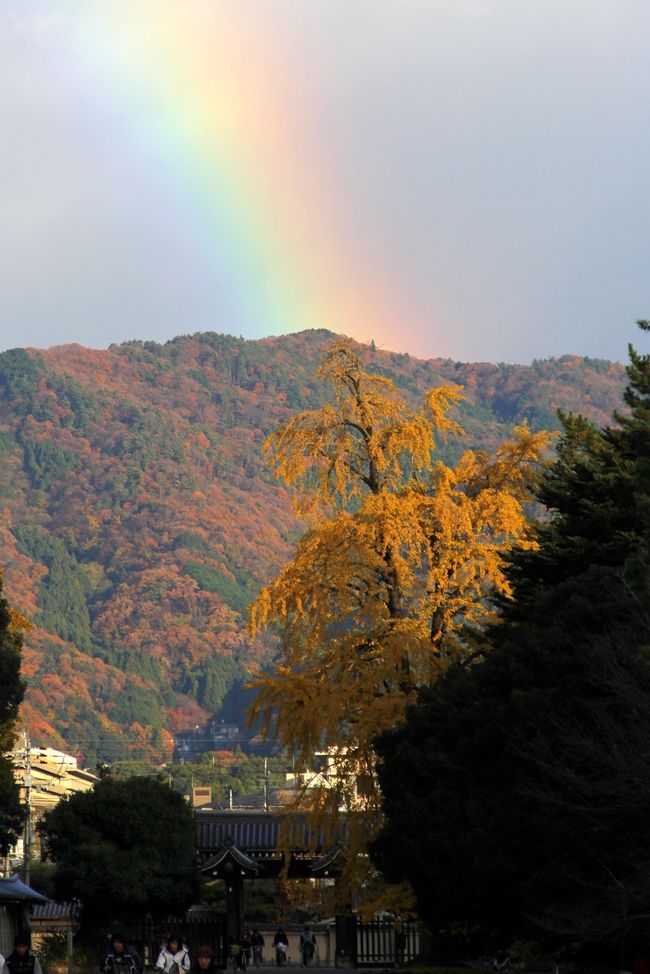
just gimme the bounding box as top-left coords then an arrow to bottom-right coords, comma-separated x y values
257,759 -> 271,812
22,731 -> 32,887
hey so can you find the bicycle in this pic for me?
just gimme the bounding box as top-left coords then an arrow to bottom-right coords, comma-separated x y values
478,955 -> 514,971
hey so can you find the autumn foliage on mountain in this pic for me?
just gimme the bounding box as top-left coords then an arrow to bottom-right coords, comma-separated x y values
0,329 -> 627,763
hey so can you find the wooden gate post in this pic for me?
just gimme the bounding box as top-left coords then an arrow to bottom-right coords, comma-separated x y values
224,866 -> 244,945
335,915 -> 357,968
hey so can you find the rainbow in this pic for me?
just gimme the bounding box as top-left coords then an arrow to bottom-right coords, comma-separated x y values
65,3 -> 430,352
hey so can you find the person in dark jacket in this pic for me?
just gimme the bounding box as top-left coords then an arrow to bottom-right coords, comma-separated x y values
190,946 -> 217,974
228,935 -> 240,974
238,933 -> 251,971
634,950 -> 650,974
100,934 -> 141,974
299,928 -> 315,968
250,931 -> 265,969
272,929 -> 288,968
4,935 -> 43,974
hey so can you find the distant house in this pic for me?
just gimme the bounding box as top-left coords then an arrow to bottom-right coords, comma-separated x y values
10,747 -> 98,864
192,785 -> 213,808
209,721 -> 241,744
285,750 -> 374,810
174,722 -> 244,761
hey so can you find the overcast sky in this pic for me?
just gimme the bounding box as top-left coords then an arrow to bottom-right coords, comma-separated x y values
1,1 -> 649,364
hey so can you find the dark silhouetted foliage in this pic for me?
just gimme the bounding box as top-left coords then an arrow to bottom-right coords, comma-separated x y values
372,324 -> 650,961
39,776 -> 197,929
0,576 -> 25,855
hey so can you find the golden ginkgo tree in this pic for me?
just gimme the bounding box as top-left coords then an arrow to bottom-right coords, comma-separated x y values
248,341 -> 550,891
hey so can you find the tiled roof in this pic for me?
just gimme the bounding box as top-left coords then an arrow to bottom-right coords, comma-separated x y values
196,811 -> 332,852
31,901 -> 80,920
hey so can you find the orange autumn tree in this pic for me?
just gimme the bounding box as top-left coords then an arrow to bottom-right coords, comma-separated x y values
249,341 -> 550,898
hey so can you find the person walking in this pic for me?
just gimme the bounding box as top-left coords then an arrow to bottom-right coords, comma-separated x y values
395,928 -> 406,966
272,929 -> 288,968
4,935 -> 43,974
634,949 -> 650,974
228,935 -> 241,974
190,947 -> 216,974
239,933 -> 251,971
100,935 -> 141,974
156,936 -> 191,974
299,929 -> 315,968
251,931 -> 265,969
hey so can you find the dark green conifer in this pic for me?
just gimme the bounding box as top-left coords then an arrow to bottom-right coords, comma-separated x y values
372,324 -> 650,958
0,577 -> 25,855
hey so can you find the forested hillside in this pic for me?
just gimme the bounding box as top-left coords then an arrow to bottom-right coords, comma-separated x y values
0,329 -> 626,763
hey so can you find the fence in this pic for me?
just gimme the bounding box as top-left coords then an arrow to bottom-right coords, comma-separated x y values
122,912 -> 226,970
355,919 -> 421,968
120,913 -> 423,969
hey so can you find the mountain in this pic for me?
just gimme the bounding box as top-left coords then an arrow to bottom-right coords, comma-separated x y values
0,329 -> 627,764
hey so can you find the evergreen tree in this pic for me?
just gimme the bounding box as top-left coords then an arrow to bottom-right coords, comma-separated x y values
39,776 -> 197,931
0,574 -> 26,855
372,324 -> 650,958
